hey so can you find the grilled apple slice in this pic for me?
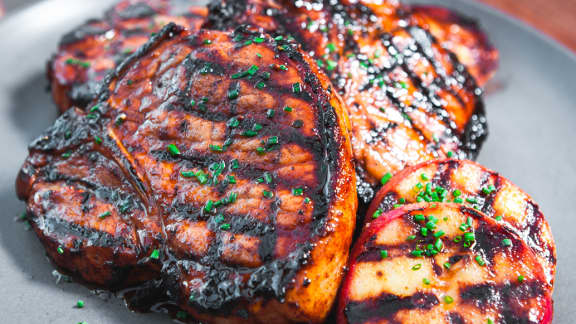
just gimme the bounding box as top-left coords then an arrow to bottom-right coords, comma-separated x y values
338,203 -> 553,324
367,159 -> 556,286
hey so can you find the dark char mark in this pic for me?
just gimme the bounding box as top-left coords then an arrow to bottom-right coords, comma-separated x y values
344,292 -> 439,324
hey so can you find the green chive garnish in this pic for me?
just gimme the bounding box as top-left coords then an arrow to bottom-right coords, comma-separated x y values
502,238 -> 513,247
150,249 -> 160,259
292,188 -> 304,196
167,144 -> 180,156
411,263 -> 421,270
380,250 -> 388,259
76,300 -> 85,308
98,211 -> 111,219
380,172 -> 393,185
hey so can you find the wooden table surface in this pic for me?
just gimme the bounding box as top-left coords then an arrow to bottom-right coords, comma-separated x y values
0,0 -> 575,53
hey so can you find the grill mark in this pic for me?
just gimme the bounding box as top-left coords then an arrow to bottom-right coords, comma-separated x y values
480,171 -> 500,216
447,312 -> 465,324
344,292 -> 439,324
37,215 -> 134,249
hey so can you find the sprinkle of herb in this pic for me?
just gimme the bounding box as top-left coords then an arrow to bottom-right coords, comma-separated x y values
292,188 -> 304,196
475,255 -> 486,266
62,151 -> 72,158
292,82 -> 302,93
57,246 -> 64,254
454,197 -> 464,203
407,235 -> 416,241
421,173 -> 429,181
227,117 -> 240,128
76,300 -> 85,308
220,223 -> 231,230
253,37 -> 265,43
325,59 -> 338,71
466,197 -> 478,204
65,58 -> 91,68
203,39 -> 212,45
443,262 -> 451,269
447,151 -> 453,158
372,209 -> 383,219
231,159 -> 239,169
196,170 -> 208,184
228,88 -> 240,100
279,64 -> 288,71
266,109 -> 275,118
204,200 -> 214,213
487,319 -> 494,324
274,35 -> 284,41
262,190 -> 274,198
98,211 -> 111,219
283,106 -> 293,112
453,189 -> 461,197
380,250 -> 388,259
167,144 -> 180,156
380,172 -> 393,185
433,230 -> 445,238
411,263 -> 422,271
228,192 -> 238,204
423,278 -> 430,285
453,236 -> 462,243
463,232 -> 475,242
482,185 -> 496,195
150,249 -> 160,259
410,215 -> 424,223
181,171 -> 195,178
518,275 -> 525,283
94,136 -> 102,145
242,130 -> 258,137
255,81 -> 266,89
256,147 -> 266,155
443,295 -> 454,304
327,43 -> 336,53
263,172 -> 273,184
495,215 -> 503,221
304,197 -> 311,204
420,227 -> 428,237
89,104 -> 100,113
502,238 -> 513,247
434,238 -> 443,251
227,175 -> 236,184
256,53 -> 262,58
411,249 -> 423,257
210,144 -> 224,152
176,311 -> 188,320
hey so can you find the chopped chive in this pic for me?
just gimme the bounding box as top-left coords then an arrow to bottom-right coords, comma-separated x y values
413,214 -> 425,222
411,250 -> 423,257
57,246 -> 64,254
434,238 -> 443,251
242,130 -> 258,137
167,144 -> 180,156
196,170 -> 208,184
454,197 -> 463,203
463,232 -> 475,242
487,319 -> 494,324
518,275 -> 525,283
380,250 -> 388,259
228,192 -> 238,204
256,146 -> 266,155
325,59 -> 337,71
253,37 -> 265,43
495,215 -> 503,221
453,236 -> 462,243
279,64 -> 288,71
76,300 -> 85,308
263,172 -> 273,184
482,185 -> 496,195
150,249 -> 160,259
425,221 -> 436,230
227,117 -> 240,128
443,295 -> 454,304
447,151 -> 453,158
262,190 -> 274,198
89,104 -> 100,113
267,136 -> 279,145
292,188 -> 304,196
420,227 -> 428,237
181,171 -> 195,178
466,197 -> 478,204
407,235 -> 416,241
380,172 -> 393,185
372,209 -> 383,219
453,189 -> 461,197
203,39 -> 212,45
327,43 -> 336,53
433,230 -> 445,238
266,109 -> 275,118
255,81 -> 266,90
443,262 -> 451,269
423,278 -> 431,285
256,53 -> 262,58
228,88 -> 240,100
475,255 -> 486,266
274,35 -> 284,41
210,144 -> 223,152
220,223 -> 231,230
98,211 -> 111,219
502,238 -> 513,247
411,263 -> 422,271
204,200 -> 214,213
304,197 -> 311,204
94,135 -> 102,145
292,82 -> 302,93
231,159 -> 239,169
283,106 -> 293,112
420,173 -> 429,181
227,175 -> 236,184
252,123 -> 263,131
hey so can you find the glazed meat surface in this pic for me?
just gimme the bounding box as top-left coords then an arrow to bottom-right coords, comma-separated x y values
206,0 -> 490,204
338,203 -> 553,324
367,159 -> 556,286
17,25 -> 357,323
48,0 -> 206,112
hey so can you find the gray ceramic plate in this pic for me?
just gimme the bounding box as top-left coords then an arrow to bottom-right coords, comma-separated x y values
0,0 -> 574,322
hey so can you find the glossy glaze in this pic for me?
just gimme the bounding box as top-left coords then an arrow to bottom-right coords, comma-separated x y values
338,203 -> 553,324
366,159 -> 556,286
206,0 -> 490,205
17,25 -> 357,323
48,0 -> 207,112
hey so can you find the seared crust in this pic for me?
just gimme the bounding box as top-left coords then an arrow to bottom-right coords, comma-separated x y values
411,5 -> 499,86
206,0 -> 489,204
338,203 -> 553,324
18,25 -> 356,323
366,159 -> 556,286
48,0 -> 206,112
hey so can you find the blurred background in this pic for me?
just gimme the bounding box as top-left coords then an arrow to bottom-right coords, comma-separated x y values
6,0 -> 574,52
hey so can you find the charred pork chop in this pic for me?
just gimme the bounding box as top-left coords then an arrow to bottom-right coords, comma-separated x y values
206,0 -> 489,205
48,0 -> 206,112
17,24 -> 357,323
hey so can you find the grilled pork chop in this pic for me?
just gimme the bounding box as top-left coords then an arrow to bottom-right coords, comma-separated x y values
338,203 -> 553,324
48,0 -> 206,112
367,159 -> 556,286
17,24 -> 357,323
206,0 -> 489,204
